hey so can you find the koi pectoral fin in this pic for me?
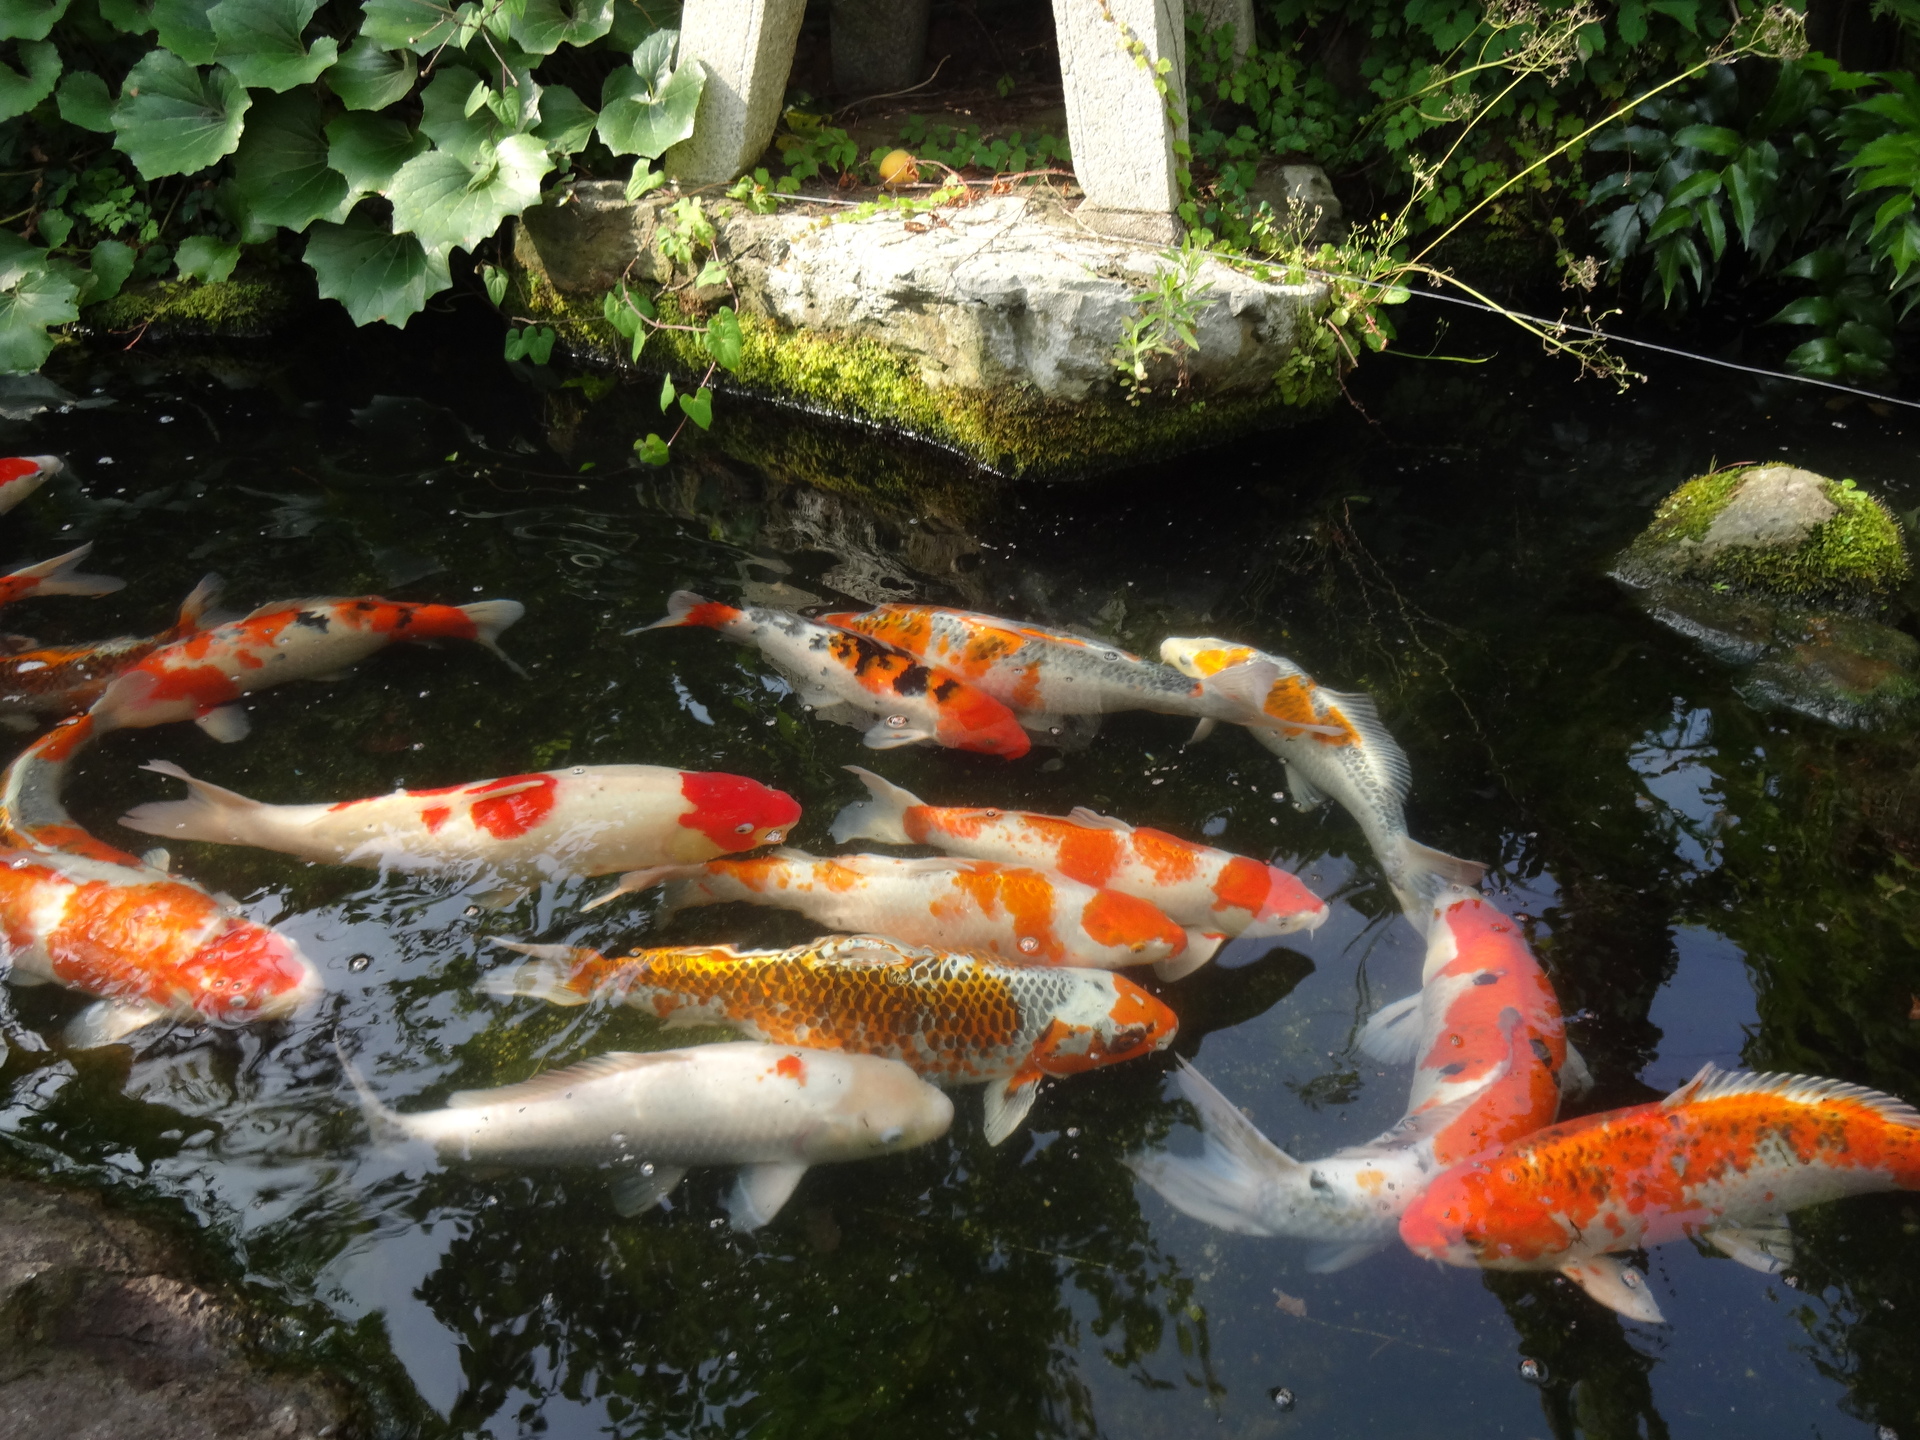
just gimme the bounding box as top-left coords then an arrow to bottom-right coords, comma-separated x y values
982,1075 -> 1040,1146
1705,1221 -> 1794,1275
609,1161 -> 687,1217
725,1161 -> 809,1231
1560,1256 -> 1665,1324
1154,931 -> 1225,982
1304,1241 -> 1385,1273
64,998 -> 169,1049
1186,718 -> 1216,745
861,718 -> 935,750
193,705 -> 251,744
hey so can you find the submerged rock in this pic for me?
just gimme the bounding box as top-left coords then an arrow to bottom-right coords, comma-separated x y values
1738,614 -> 1920,730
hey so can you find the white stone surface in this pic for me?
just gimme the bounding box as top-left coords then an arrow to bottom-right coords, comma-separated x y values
1186,0 -> 1253,58
1702,466 -> 1839,552
1051,0 -> 1186,223
665,0 -> 808,185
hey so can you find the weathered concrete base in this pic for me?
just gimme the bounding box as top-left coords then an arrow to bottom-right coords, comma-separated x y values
1052,0 -> 1185,216
1074,204 -> 1183,245
666,0 -> 809,186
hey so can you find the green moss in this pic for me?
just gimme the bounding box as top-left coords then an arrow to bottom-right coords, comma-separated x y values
515,272 -> 1331,480
84,271 -> 304,338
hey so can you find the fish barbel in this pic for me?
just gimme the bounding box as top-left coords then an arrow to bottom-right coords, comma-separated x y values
0,575 -> 220,725
1129,887 -> 1569,1273
344,1040 -> 954,1230
586,848 -> 1207,972
483,933 -> 1178,1144
87,594 -> 525,742
831,765 -> 1326,978
1160,637 -> 1483,925
0,543 -> 123,610
639,592 -> 1030,758
1399,1065 -> 1920,1322
0,456 -> 61,516
120,761 -> 801,879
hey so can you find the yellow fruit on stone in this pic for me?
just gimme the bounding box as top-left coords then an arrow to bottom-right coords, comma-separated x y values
879,149 -> 919,186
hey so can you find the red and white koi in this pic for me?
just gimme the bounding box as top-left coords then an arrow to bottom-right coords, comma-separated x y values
120,761 -> 802,880
1160,637 -> 1483,925
484,932 -> 1179,1143
0,575 -> 220,726
641,592 -> 1030,758
1128,886 -> 1569,1272
1399,1066 -> 1920,1323
586,848 -> 1207,972
88,594 -> 525,741
0,543 -> 123,611
831,766 -> 1326,979
0,456 -> 61,516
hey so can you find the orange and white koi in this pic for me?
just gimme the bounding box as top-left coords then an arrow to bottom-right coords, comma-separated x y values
641,592 -> 1030,758
0,455 -> 61,516
88,594 -> 525,741
1399,1067 -> 1920,1323
483,933 -> 1178,1143
0,716 -> 321,1046
0,575 -> 219,726
1160,637 -> 1483,924
120,761 -> 801,880
831,766 -> 1327,979
1129,886 -> 1569,1272
0,543 -> 123,611
587,848 -> 1207,972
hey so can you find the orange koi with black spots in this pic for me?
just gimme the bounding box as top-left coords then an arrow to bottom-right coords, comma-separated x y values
0,574 -> 220,725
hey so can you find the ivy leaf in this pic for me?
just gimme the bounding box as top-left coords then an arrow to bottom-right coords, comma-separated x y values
151,0 -> 216,63
88,238 -> 135,302
479,263 -> 506,306
359,0 -> 473,55
231,89 -> 348,231
532,82 -> 595,155
387,134 -> 551,252
633,432 -> 669,465
176,233 -> 240,282
0,38 -> 59,122
509,0 -> 612,55
658,371 -> 674,410
210,0 -> 338,91
324,35 -> 415,111
55,70 -> 114,131
676,385 -> 712,430
596,55 -> 703,159
703,306 -> 742,372
304,209 -> 451,326
0,0 -> 71,43
0,237 -> 81,372
111,52 -> 250,179
326,110 -> 426,196
418,64 -> 497,163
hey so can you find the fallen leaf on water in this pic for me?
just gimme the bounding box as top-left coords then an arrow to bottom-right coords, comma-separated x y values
1909,995 -> 1919,1021
1273,1288 -> 1308,1318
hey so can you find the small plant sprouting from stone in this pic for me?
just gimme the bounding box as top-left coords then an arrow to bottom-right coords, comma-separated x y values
1112,251 -> 1211,405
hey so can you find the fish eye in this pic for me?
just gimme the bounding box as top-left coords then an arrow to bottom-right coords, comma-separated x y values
886,714 -> 908,727
734,821 -> 756,835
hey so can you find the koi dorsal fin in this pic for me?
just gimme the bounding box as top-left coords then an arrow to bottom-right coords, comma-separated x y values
1322,687 -> 1413,803
1659,1062 -> 1722,1109
446,1050 -> 687,1108
1673,1068 -> 1920,1128
1066,806 -> 1132,833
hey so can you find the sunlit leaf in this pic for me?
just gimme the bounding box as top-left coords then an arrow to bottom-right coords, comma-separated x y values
326,110 -> 426,196
304,208 -> 451,326
596,56 -> 703,159
0,0 -> 70,43
532,82 -> 594,155
230,89 -> 348,230
175,233 -> 240,282
54,70 -> 113,130
210,0 -> 337,90
677,385 -> 711,429
633,432 -> 669,465
0,37 -> 57,122
1672,123 -> 1742,157
359,0 -> 473,55
387,134 -> 551,252
324,35 -> 415,110
0,238 -> 81,372
151,0 -> 216,63
418,64 -> 497,164
704,306 -> 742,372
480,263 -> 506,306
508,0 -> 612,55
111,51 -> 248,178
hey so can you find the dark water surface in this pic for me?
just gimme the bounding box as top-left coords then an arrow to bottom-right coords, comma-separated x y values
4,301 -> 1918,1440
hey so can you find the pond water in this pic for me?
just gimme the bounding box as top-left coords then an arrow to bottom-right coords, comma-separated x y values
3,296 -> 1919,1440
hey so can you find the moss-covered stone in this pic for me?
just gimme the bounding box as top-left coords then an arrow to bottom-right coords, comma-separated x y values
82,269 -> 306,339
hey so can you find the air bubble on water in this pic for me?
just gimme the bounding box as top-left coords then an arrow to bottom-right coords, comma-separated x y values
347,954 -> 372,972
1876,1426 -> 1897,1440
1518,1357 -> 1548,1385
573,766 -> 585,775
464,905 -> 479,916
639,1160 -> 653,1175
1066,1127 -> 1080,1138
1268,1387 -> 1295,1411
727,1351 -> 738,1363
1018,937 -> 1040,954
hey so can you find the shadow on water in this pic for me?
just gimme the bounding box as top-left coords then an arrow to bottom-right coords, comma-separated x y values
0,292 -> 1916,1436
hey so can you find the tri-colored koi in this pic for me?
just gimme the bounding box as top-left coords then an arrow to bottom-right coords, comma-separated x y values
1399,1066 -> 1920,1323
120,761 -> 801,879
585,848 -> 1206,972
0,455 -> 61,516
0,542 -> 123,611
0,574 -> 219,726
88,594 -> 525,741
484,932 -> 1179,1143
830,766 -> 1327,979
1129,886 -> 1570,1273
640,592 -> 1030,758
1160,636 -> 1483,925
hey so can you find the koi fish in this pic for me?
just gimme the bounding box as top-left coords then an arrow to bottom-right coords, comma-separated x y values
586,848 -> 1208,972
0,716 -> 322,1046
483,933 -> 1178,1143
0,575 -> 220,727
814,604 -> 1306,734
1128,886 -> 1569,1272
119,762 -> 802,881
1399,1066 -> 1920,1323
1159,637 -> 1483,924
640,592 -> 1029,758
343,1040 -> 953,1230
0,455 -> 61,516
830,766 -> 1327,979
0,543 -> 123,610
88,594 -> 525,742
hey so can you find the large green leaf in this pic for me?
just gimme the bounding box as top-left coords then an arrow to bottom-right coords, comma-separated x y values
111,52 -> 249,178
210,0 -> 337,90
596,56 -> 702,159
175,233 -> 239,282
417,64 -> 491,162
96,0 -> 154,32
55,70 -> 113,130
231,88 -> 348,230
304,210 -> 450,326
359,0 -> 475,55
387,133 -> 550,251
151,0 -> 215,62
532,82 -> 594,155
0,37 -> 58,121
508,0 -> 611,54
324,34 -> 415,110
87,238 -> 135,302
0,0 -> 70,43
0,239 -> 81,373
326,110 -> 426,195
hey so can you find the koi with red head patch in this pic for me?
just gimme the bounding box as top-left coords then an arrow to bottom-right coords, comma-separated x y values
1401,1066 -> 1920,1323
831,766 -> 1326,978
0,574 -> 220,726
0,543 -> 123,611
119,761 -> 799,880
639,591 -> 1029,758
88,594 -> 525,742
585,848 -> 1202,972
0,456 -> 61,516
483,932 -> 1177,1143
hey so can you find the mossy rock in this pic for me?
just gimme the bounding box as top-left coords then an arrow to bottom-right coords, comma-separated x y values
1738,612 -> 1920,730
82,268 -> 307,339
1614,464 -> 1910,613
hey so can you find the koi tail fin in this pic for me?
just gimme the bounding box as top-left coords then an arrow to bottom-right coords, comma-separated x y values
1126,1059 -> 1303,1236
117,760 -> 264,846
829,764 -> 925,845
459,599 -> 527,677
479,940 -> 598,1006
631,590 -> 741,634
2,543 -> 125,600
1393,840 -> 1488,923
0,714 -> 96,850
